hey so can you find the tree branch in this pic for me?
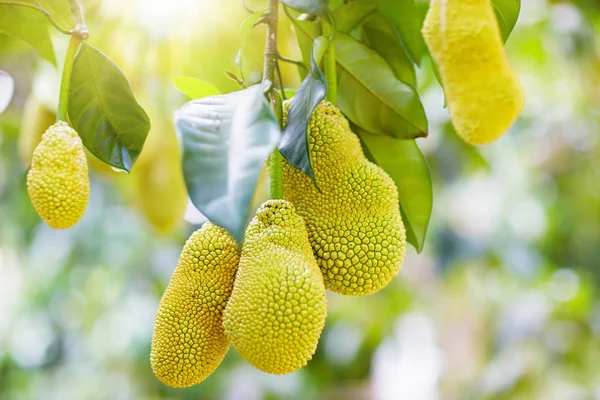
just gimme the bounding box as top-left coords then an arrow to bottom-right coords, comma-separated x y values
68,0 -> 89,40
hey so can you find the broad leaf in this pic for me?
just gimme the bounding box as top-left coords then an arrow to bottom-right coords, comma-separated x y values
175,83 -> 280,243
493,0 -> 520,42
236,12 -> 263,73
378,0 -> 425,66
69,43 -> 150,172
333,0 -> 380,33
38,0 -> 74,29
357,127 -> 432,252
282,0 -> 327,16
362,12 -> 416,89
280,36 -> 328,187
335,33 -> 427,139
0,5 -> 56,65
172,76 -> 220,99
0,70 -> 14,113
289,12 -> 321,79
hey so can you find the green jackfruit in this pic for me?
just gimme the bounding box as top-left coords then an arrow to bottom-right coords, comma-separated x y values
281,101 -> 406,296
18,95 -> 56,166
422,0 -> 524,145
151,222 -> 240,388
27,121 -> 90,229
223,200 -> 327,375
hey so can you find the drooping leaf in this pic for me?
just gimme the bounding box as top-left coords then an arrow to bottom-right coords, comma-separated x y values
0,5 -> 56,65
175,83 -> 280,243
68,43 -> 150,172
282,0 -> 327,16
335,33 -> 427,139
362,11 -> 416,88
377,0 -> 425,66
493,0 -> 521,42
287,9 -> 321,79
172,76 -> 220,99
0,70 -> 14,114
279,36 -> 328,187
332,0 -> 380,33
236,12 -> 263,72
356,127 -> 432,253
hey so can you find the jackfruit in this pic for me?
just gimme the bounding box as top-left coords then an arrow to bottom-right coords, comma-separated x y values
18,95 -> 56,166
26,121 -> 90,229
422,0 -> 524,145
150,222 -> 240,388
223,200 -> 327,374
281,101 -> 406,296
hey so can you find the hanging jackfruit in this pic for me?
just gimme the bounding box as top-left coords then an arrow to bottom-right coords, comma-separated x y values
281,101 -> 406,296
223,200 -> 327,375
26,121 -> 90,229
18,95 -> 56,166
151,222 -> 240,388
422,0 -> 524,145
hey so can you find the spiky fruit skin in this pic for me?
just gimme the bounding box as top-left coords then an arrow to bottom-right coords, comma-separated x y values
223,200 -> 327,375
281,101 -> 406,296
422,0 -> 524,145
150,222 -> 240,388
26,121 -> 90,229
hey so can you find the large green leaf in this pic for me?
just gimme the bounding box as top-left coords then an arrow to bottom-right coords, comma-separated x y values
335,33 -> 427,139
282,0 -> 327,16
175,83 -> 280,243
332,0 -> 380,33
0,5 -> 56,65
279,37 -> 328,187
38,0 -> 74,29
68,43 -> 150,172
377,0 -> 425,66
287,10 -> 321,79
493,0 -> 521,42
0,70 -> 13,114
357,128 -> 432,253
362,11 -> 416,89
172,76 -> 220,99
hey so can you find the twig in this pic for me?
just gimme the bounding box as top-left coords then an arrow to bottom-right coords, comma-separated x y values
3,2 -> 73,35
278,54 -> 308,71
68,0 -> 89,40
275,60 -> 286,100
241,0 -> 257,14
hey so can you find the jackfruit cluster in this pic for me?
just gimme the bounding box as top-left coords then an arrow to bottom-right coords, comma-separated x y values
422,0 -> 524,145
223,200 -> 327,374
281,101 -> 407,296
26,121 -> 90,229
150,222 -> 240,388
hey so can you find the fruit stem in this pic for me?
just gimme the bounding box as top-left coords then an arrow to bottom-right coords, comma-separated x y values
323,17 -> 337,104
56,34 -> 80,122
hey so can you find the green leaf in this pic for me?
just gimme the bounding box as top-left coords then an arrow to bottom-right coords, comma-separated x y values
282,0 -> 327,16
175,83 -> 280,244
288,11 -> 321,80
280,36 -> 328,187
332,0 -> 380,33
0,70 -> 14,113
68,43 -> 150,172
38,0 -> 74,29
236,12 -> 263,72
356,127 -> 432,253
0,5 -> 56,65
493,0 -> 521,42
335,33 -> 427,139
377,0 -> 425,66
172,76 -> 220,99
362,11 -> 416,89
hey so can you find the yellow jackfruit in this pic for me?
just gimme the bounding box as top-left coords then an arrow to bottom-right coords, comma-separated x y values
18,95 -> 56,166
26,121 -> 90,229
223,200 -> 327,374
281,101 -> 406,296
150,222 -> 240,388
422,0 -> 524,145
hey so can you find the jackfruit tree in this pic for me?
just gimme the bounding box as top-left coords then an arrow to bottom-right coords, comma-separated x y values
2,0 -> 524,389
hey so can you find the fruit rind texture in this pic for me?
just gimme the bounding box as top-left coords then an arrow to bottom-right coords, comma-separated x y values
422,0 -> 525,145
150,222 -> 240,388
223,200 -> 327,375
26,121 -> 90,229
282,101 -> 407,296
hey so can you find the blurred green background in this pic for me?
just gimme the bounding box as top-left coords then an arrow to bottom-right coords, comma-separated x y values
2,0 -> 600,399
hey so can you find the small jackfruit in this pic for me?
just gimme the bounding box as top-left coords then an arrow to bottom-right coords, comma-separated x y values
26,121 -> 90,229
281,101 -> 406,296
422,0 -> 524,145
150,222 -> 240,388
18,95 -> 56,166
223,200 -> 327,375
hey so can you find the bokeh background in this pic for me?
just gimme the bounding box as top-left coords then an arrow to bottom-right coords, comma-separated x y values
2,0 -> 600,399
